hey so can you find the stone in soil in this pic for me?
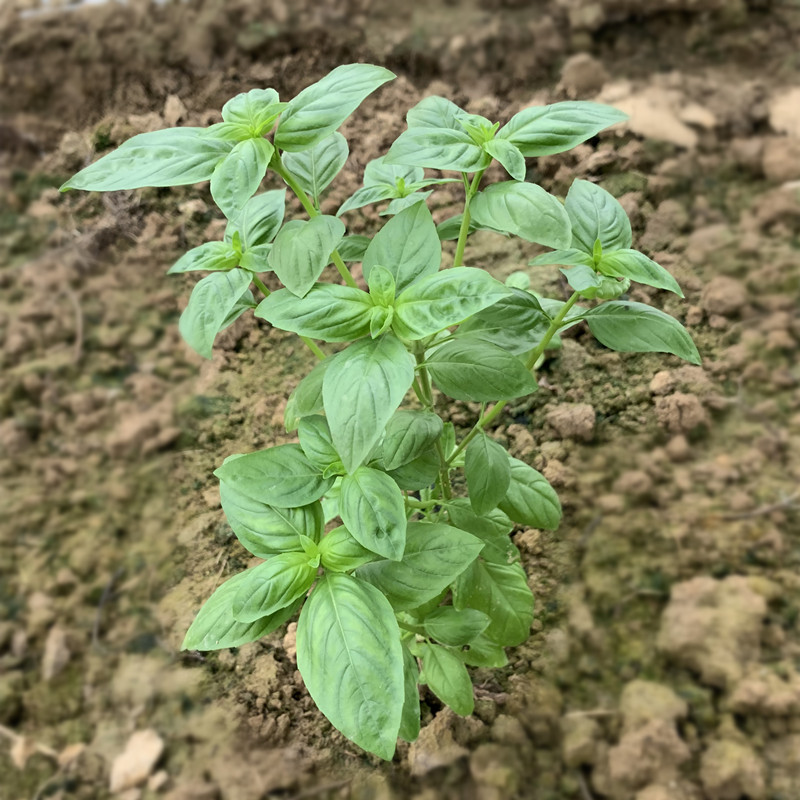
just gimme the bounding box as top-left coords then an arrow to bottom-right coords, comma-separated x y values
109,729 -> 165,793
700,739 -> 766,800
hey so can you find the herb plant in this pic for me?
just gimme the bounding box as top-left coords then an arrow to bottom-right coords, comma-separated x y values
62,64 -> 700,760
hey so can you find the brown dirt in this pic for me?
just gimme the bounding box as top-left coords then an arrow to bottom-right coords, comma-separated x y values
2,1 -> 799,799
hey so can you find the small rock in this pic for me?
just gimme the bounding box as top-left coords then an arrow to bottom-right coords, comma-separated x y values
768,87 -> 800,138
148,770 -> 170,791
700,739 -> 766,800
282,622 -> 297,663
654,393 -> 709,434
408,709 -> 468,776
701,276 -> 748,317
679,102 -> 717,130
559,53 -> 609,98
620,680 -> 687,734
560,715 -> 600,767
163,95 -> 188,127
42,626 -> 71,681
650,371 -> 677,396
469,743 -> 522,793
109,729 -> 165,793
730,668 -> 800,717
762,137 -> 800,182
545,403 -> 596,442
657,576 -> 767,689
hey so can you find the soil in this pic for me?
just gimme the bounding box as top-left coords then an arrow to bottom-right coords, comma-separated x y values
1,1 -> 799,799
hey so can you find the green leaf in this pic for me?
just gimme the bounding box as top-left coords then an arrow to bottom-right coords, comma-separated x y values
418,642 -> 474,716
386,449 -> 439,491
530,248 -> 594,268
560,264 -> 604,298
406,96 -> 470,130
498,456 -> 562,530
268,215 -> 345,297
318,525 -> 377,572
168,241 -> 239,274
446,498 -> 513,540
598,249 -> 683,297
283,132 -> 349,205
362,202 -> 441,292
459,634 -> 508,668
382,410 -> 443,471
465,433 -> 511,515
399,645 -> 421,742
298,415 -> 340,471
209,138 -> 273,221
226,189 -> 286,248
423,607 -> 490,647
483,138 -> 526,181
381,192 -> 432,216
275,64 -> 395,152
296,573 -> 403,760
426,339 -> 538,402
284,357 -> 329,431
340,467 -> 407,561
182,571 -> 301,651
470,181 -> 572,249
584,301 -> 701,364
369,306 -> 394,339
336,234 -> 372,261
496,101 -> 627,157
222,88 -> 284,132
231,552 -> 317,622
565,179 -> 632,254
220,481 -> 324,557
385,127 -> 490,173
255,284 -> 372,342
364,156 -> 423,186
337,184 -> 396,216
178,268 -> 253,358
356,522 -> 483,611
323,334 -> 415,473
367,265 -> 396,307
436,213 -> 482,241
239,244 -> 272,273
393,268 -> 509,340
213,443 -> 333,507
61,127 -> 234,191
454,288 -> 550,355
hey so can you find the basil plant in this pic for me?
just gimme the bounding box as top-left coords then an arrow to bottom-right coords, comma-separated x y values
62,64 -> 699,760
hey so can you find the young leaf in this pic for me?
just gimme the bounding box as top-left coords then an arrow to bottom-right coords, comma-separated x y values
355,522 -> 484,610
336,234 -> 372,261
423,607 -> 490,647
284,357 -> 330,431
385,127 -> 490,173
256,284 -> 372,342
565,179 -> 632,254
239,244 -> 272,273
337,185 -> 396,217
220,481 -> 324,557
446,498 -> 514,540
381,192 -> 432,216
470,181 -> 572,250
560,264 -> 604,298
323,334 -> 415,473
268,215 -> 346,297
226,189 -> 286,249
232,552 -> 318,623
498,457 -> 562,530
367,265 -> 397,307
318,525 -> 377,572
362,202 -> 441,292
418,642 -> 474,717
496,101 -> 627,157
436,213 -> 484,241
426,339 -> 538,402
406,95 -> 470,130
393,268 -> 509,340
210,138 -> 273,220
221,88 -> 283,131
182,571 -> 301,651
296,573 -> 404,760
275,64 -> 395,152
584,301 -> 701,364
529,248 -> 594,268
340,467 -> 407,561
465,433 -> 512,515
459,634 -> 508,668
213,443 -> 333,508
386,449 -> 440,491
453,288 -> 550,355
382,410 -> 443,471
399,645 -> 421,743
61,128 -> 234,191
598,250 -> 684,297
167,241 -> 240,274
298,415 -> 340,471
365,156 -> 423,186
283,132 -> 349,205
483,138 -> 526,181
178,268 -> 253,358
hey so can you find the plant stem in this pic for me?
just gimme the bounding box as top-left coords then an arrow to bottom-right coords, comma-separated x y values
446,291 -> 581,465
414,351 -> 452,500
406,498 -> 440,509
452,170 -> 485,268
273,154 -> 359,289
251,274 -> 325,360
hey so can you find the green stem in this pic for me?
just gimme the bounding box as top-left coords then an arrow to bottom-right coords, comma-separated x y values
453,170 -> 485,268
414,351 -> 452,500
406,498 -> 440,509
273,154 -> 359,289
252,274 -> 325,361
446,292 -> 580,465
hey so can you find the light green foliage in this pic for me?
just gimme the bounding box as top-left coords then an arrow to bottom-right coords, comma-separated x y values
64,64 -> 699,760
